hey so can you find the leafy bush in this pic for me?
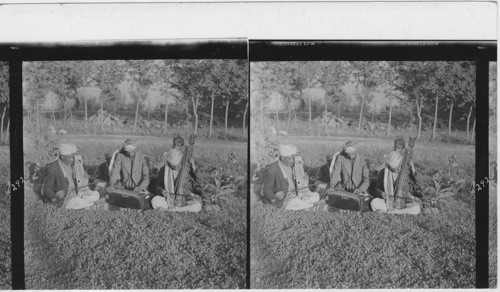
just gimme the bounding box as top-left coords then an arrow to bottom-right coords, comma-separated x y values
24,137 -> 247,289
0,152 -> 10,289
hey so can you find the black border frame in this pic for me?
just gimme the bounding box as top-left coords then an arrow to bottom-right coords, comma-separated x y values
5,40 -> 249,290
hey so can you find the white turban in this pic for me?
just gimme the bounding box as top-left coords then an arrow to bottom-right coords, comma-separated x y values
165,148 -> 183,166
343,141 -> 357,154
385,151 -> 403,169
59,143 -> 77,156
123,138 -> 138,151
279,144 -> 297,157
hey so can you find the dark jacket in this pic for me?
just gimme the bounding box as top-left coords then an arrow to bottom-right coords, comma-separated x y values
43,160 -> 70,202
317,164 -> 330,184
330,154 -> 370,192
110,152 -> 150,190
95,162 -> 110,182
262,160 -> 289,206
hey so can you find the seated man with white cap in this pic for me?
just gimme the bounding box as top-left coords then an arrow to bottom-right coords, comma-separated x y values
95,152 -> 114,183
317,151 -> 341,185
327,141 -> 370,195
261,144 -> 322,211
370,150 -> 421,214
109,138 -> 150,192
151,136 -> 202,212
42,143 -> 100,209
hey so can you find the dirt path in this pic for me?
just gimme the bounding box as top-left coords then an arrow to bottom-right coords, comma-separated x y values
50,134 -> 246,147
283,135 -> 476,153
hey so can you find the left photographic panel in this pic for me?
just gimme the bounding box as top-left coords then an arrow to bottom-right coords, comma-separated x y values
0,62 -> 11,289
21,41 -> 248,289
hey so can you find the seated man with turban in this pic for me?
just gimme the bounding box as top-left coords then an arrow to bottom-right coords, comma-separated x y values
370,150 -> 421,214
261,144 -> 322,211
317,151 -> 341,185
43,143 -> 100,209
95,152 -> 114,183
109,138 -> 150,192
327,141 -> 370,195
151,136 -> 202,212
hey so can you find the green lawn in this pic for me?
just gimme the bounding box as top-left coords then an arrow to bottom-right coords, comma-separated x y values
24,137 -> 247,289
250,136 -> 479,288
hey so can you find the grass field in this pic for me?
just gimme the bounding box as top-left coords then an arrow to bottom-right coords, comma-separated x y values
0,148 -> 11,289
24,135 -> 247,289
250,133 -> 489,288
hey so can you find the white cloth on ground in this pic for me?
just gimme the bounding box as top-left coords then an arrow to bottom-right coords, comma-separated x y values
370,198 -> 421,215
151,195 -> 202,212
283,189 -> 320,210
63,189 -> 100,209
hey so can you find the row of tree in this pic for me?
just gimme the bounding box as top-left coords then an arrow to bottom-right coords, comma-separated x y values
251,61 -> 494,139
23,59 -> 248,135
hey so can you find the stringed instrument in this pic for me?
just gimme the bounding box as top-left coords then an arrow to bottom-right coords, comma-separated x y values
174,135 -> 196,207
74,154 -> 91,195
293,155 -> 310,196
393,137 -> 416,209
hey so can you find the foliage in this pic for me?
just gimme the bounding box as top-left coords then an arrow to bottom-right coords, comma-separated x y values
24,136 -> 247,289
0,152 -> 10,289
0,62 -> 8,103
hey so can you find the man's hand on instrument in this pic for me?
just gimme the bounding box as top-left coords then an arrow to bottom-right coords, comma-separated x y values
134,187 -> 146,193
189,158 -> 197,171
275,191 -> 286,200
386,198 -> 394,211
353,188 -> 362,195
409,161 -> 416,174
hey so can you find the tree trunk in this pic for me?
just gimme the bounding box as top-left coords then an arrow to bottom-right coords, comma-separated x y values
416,99 -> 422,139
113,102 -> 116,116
83,66 -> 88,127
308,92 -> 312,122
163,98 -> 169,135
52,105 -> 55,123
193,95 -> 199,136
5,118 -> 9,142
371,111 -> 374,123
0,106 -> 5,140
225,98 -> 229,135
432,94 -> 439,139
387,101 -> 393,137
260,100 -> 264,129
337,102 -> 340,116
36,99 -> 39,132
466,105 -> 473,139
357,89 -> 367,135
209,92 -> 214,137
242,100 -> 248,135
133,86 -> 141,134
471,117 -> 476,140
100,96 -> 104,132
324,95 -> 328,133
448,101 -> 453,136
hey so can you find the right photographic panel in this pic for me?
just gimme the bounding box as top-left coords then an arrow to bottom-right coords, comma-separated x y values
249,41 -> 496,288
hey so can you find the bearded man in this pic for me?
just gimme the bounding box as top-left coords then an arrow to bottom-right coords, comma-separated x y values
151,136 -> 202,212
109,138 -> 150,192
328,141 -> 370,195
43,143 -> 100,209
261,144 -> 322,211
370,150 -> 421,214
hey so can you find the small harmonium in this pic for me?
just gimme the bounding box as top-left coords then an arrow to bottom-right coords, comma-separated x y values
326,190 -> 373,212
107,188 -> 151,210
